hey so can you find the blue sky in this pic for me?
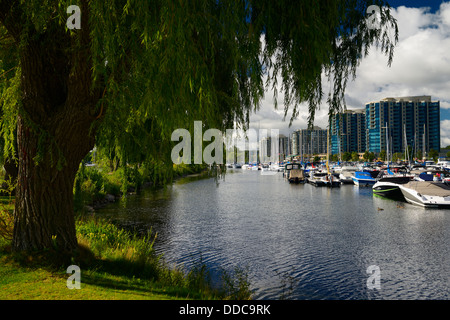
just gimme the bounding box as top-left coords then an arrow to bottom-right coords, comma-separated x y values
388,0 -> 443,12
250,1 -> 450,148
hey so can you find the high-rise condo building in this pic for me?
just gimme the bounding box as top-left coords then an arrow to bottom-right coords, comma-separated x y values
330,109 -> 366,155
365,96 -> 440,155
290,126 -> 327,157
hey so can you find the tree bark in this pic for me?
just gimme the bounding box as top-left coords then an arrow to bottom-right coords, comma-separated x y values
12,113 -> 95,252
8,1 -> 102,253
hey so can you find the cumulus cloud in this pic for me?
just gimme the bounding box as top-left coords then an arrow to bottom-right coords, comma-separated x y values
441,120 -> 450,147
249,2 -> 450,147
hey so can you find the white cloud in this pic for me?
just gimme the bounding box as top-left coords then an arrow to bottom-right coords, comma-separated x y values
441,120 -> 450,147
249,2 -> 450,148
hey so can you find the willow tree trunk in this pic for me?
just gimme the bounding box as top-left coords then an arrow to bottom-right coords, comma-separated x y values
10,5 -> 101,253
12,113 -> 96,252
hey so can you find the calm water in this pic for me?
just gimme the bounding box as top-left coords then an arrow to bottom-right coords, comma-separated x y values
97,169 -> 450,300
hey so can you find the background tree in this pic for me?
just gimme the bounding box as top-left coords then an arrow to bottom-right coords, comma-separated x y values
429,149 -> 439,163
379,150 -> 386,161
0,0 -> 398,254
342,151 -> 352,162
363,151 -> 370,161
392,152 -> 403,162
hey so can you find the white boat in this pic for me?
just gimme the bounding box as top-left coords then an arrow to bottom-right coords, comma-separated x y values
398,181 -> 450,208
320,174 -> 341,187
339,166 -> 357,184
270,163 -> 281,171
307,171 -> 327,187
437,159 -> 450,170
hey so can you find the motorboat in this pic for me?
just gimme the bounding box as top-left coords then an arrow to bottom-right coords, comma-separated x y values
372,176 -> 412,200
352,171 -> 376,187
320,173 -> 341,188
437,159 -> 450,170
270,163 -> 281,171
339,166 -> 357,184
307,171 -> 327,187
284,163 -> 305,183
398,181 -> 450,208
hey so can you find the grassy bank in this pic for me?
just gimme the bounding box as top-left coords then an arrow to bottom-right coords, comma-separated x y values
0,165 -> 252,300
0,216 -> 252,300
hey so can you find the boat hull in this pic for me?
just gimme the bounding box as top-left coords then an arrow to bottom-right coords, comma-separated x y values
352,178 -> 376,187
340,177 -> 354,184
308,178 -> 326,187
373,182 -> 404,200
399,182 -> 450,208
289,177 -> 306,184
372,177 -> 412,200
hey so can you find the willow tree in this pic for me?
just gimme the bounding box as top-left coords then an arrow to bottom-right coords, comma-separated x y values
0,0 -> 397,254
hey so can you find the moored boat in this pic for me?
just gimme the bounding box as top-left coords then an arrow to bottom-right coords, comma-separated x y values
307,171 -> 327,187
398,181 -> 450,208
320,174 -> 341,187
339,166 -> 357,184
372,176 -> 412,200
284,163 -> 306,184
352,171 -> 376,187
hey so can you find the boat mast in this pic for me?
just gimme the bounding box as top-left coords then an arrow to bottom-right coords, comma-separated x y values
327,126 -> 330,175
423,124 -> 426,162
385,122 -> 389,166
404,124 -> 410,167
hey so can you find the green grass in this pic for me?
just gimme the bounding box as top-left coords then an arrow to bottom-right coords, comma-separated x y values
0,216 -> 252,300
0,255 -> 194,299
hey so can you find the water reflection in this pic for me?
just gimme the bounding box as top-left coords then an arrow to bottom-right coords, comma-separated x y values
97,170 -> 450,300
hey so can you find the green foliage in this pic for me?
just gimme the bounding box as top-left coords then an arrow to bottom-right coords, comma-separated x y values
220,265 -> 252,300
1,0 -> 399,184
73,165 -> 125,211
0,34 -> 19,163
75,217 -> 251,299
379,150 -> 386,161
342,151 -> 352,162
0,176 -> 15,242
363,151 -> 376,161
251,0 -> 398,127
428,149 -> 439,162
392,152 -> 403,162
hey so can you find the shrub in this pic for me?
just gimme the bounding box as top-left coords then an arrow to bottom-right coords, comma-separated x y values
0,178 -> 16,244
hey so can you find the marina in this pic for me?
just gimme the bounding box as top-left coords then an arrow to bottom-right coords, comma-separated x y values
98,161 -> 450,300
